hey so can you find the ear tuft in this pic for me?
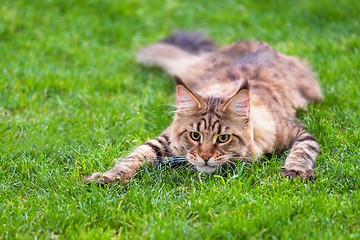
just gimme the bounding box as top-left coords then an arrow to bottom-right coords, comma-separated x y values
239,79 -> 249,91
173,75 -> 185,86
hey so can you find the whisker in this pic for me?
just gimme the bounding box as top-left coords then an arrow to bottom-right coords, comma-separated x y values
224,160 -> 238,171
177,162 -> 192,171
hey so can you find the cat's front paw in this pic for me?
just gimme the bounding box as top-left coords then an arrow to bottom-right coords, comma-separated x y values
84,171 -> 128,187
281,166 -> 316,181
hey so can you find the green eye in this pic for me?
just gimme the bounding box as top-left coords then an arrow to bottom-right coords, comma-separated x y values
190,132 -> 201,141
217,134 -> 230,143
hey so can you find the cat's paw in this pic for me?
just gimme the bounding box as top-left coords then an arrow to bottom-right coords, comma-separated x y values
84,172 -> 127,187
281,166 -> 316,181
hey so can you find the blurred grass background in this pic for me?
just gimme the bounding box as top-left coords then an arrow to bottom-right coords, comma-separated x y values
0,0 -> 359,239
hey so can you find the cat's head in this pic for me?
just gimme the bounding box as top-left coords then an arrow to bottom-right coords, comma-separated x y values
171,76 -> 253,174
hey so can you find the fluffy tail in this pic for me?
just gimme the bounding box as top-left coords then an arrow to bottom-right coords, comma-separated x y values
136,31 -> 216,76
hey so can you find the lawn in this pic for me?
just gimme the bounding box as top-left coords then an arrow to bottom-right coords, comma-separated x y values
1,0 -> 359,239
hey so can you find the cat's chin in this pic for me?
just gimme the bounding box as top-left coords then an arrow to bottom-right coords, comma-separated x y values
195,165 -> 218,174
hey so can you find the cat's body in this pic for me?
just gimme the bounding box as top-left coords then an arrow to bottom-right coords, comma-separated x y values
86,32 -> 322,185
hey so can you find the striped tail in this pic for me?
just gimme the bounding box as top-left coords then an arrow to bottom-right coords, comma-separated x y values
136,31 -> 216,76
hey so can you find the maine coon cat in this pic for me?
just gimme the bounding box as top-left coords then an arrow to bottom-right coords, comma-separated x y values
85,32 -> 322,185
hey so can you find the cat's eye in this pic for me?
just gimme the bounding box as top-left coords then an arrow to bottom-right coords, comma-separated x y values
190,131 -> 201,141
217,134 -> 230,143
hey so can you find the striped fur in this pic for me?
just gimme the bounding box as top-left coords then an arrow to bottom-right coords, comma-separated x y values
85,32 -> 322,185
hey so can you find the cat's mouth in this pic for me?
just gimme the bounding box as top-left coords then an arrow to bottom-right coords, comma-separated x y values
195,165 -> 219,174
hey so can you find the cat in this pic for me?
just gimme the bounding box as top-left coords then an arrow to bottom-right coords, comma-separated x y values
85,32 -> 322,186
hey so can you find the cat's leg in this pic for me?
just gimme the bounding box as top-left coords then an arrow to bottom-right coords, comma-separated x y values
85,129 -> 173,186
282,127 -> 320,181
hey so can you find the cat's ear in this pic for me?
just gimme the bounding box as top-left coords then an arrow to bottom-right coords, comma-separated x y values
174,76 -> 204,111
220,80 -> 250,117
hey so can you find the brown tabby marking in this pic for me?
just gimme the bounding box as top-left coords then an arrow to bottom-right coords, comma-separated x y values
85,32 -> 322,185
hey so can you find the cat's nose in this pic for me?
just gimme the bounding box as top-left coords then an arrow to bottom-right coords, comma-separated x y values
199,146 -> 213,164
199,146 -> 213,162
200,153 -> 212,162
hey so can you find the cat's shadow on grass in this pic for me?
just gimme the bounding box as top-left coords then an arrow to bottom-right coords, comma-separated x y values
84,152 -> 286,192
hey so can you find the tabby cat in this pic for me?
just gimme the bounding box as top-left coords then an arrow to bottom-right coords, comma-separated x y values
85,32 -> 322,185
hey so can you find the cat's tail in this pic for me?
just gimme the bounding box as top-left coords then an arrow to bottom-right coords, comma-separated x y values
136,31 -> 216,76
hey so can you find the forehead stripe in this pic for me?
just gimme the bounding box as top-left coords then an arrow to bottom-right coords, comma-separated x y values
211,120 -> 220,133
201,118 -> 207,130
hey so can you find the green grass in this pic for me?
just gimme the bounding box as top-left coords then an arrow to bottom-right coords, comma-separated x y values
1,0 -> 359,239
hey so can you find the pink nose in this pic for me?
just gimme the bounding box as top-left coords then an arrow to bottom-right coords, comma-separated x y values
199,146 -> 213,161
200,153 -> 212,161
